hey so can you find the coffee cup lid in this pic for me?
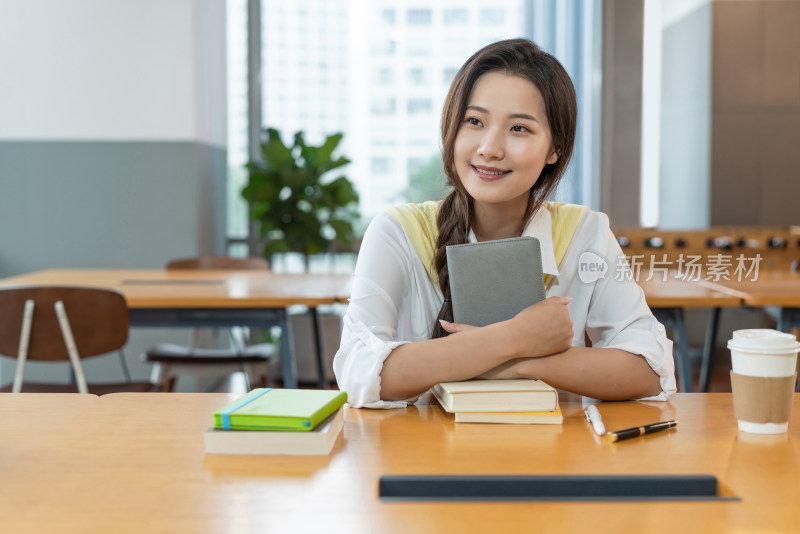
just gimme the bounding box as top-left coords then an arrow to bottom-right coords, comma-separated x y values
727,329 -> 800,354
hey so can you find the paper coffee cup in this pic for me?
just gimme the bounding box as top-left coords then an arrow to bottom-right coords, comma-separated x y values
728,329 -> 800,434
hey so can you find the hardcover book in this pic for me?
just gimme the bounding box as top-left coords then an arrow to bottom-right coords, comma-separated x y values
454,405 -> 563,425
205,408 -> 344,455
446,236 -> 546,327
212,388 -> 347,432
431,379 -> 558,413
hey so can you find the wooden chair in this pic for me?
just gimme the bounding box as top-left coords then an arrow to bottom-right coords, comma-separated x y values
140,256 -> 275,392
0,286 -> 156,394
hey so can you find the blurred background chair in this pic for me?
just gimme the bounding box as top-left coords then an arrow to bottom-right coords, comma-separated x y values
0,286 -> 156,393
140,256 -> 275,392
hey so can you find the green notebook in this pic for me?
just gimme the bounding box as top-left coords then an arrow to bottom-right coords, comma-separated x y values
213,388 -> 347,432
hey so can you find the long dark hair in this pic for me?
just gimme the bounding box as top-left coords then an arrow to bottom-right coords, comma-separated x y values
431,38 -> 577,338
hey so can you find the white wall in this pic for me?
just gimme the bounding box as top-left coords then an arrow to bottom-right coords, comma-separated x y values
0,0 -> 226,147
0,0 -> 228,389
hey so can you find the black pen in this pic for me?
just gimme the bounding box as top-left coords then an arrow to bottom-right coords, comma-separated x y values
606,420 -> 677,443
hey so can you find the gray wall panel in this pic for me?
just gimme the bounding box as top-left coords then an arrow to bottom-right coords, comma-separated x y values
0,141 -> 226,276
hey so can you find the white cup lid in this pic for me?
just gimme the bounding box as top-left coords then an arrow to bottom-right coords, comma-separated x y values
728,329 -> 800,354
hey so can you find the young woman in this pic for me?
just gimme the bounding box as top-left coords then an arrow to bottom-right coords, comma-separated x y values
334,39 -> 676,408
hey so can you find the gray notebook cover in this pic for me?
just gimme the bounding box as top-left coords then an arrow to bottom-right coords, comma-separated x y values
446,237 -> 546,327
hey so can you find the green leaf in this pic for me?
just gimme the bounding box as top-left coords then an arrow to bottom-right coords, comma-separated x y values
293,131 -> 306,151
325,176 -> 359,205
262,138 -> 295,173
317,133 -> 343,166
319,155 -> 351,177
328,218 -> 354,240
301,145 -> 320,170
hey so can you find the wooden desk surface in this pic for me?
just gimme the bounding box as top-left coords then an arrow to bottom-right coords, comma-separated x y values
0,394 -> 98,472
637,274 -> 742,308
0,393 -> 798,533
1,267 -> 743,310
0,269 -> 352,308
334,272 -> 742,309
698,269 -> 800,307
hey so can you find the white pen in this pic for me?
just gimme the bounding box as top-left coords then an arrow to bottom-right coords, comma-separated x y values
584,405 -> 606,435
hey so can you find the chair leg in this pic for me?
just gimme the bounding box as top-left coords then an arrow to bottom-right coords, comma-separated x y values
149,361 -> 163,386
240,367 -> 252,391
12,299 -> 35,393
244,363 -> 269,389
255,361 -> 269,388
699,307 -> 720,392
155,362 -> 177,392
203,375 -> 228,393
117,350 -> 132,382
673,311 -> 694,393
165,374 -> 177,392
54,300 -> 90,394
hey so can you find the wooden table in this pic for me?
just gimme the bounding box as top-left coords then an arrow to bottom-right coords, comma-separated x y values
0,392 -> 798,533
0,393 -> 98,471
697,269 -> 800,331
0,269 -> 352,388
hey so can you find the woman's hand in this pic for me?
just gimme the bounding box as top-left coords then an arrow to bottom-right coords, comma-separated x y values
476,359 -> 525,380
508,297 -> 573,358
438,319 -> 478,335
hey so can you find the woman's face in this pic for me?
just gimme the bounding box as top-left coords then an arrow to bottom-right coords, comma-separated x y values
453,71 -> 558,213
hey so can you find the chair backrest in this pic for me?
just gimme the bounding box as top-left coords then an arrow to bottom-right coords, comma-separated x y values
166,256 -> 269,271
0,286 -> 129,362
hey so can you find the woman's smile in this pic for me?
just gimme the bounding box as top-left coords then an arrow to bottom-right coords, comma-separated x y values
471,164 -> 511,181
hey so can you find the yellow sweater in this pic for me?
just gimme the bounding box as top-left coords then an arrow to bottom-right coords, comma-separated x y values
386,200 -> 588,289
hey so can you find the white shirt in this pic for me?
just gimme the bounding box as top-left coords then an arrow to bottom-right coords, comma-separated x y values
334,206 -> 677,409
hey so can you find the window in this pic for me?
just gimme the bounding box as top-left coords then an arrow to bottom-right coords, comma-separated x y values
407,9 -> 432,25
443,9 -> 468,25
407,157 -> 428,175
372,157 -> 393,174
407,98 -> 432,115
371,98 -> 396,115
407,40 -> 432,57
479,8 -> 505,24
377,67 -> 394,85
380,8 -> 395,25
371,38 -> 396,55
225,0 -> 249,249
371,130 -> 396,147
227,1 -> 602,248
443,37 -> 470,57
409,67 -> 426,85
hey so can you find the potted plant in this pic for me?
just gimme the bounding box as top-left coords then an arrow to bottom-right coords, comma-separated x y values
242,128 -> 360,269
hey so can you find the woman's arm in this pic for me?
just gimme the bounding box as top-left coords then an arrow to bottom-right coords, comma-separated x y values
477,348 -> 662,400
442,311 -> 662,400
380,297 -> 573,401
335,216 -> 572,407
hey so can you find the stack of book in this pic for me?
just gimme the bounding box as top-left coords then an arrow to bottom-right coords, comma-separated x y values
432,379 -> 562,424
204,388 -> 347,455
